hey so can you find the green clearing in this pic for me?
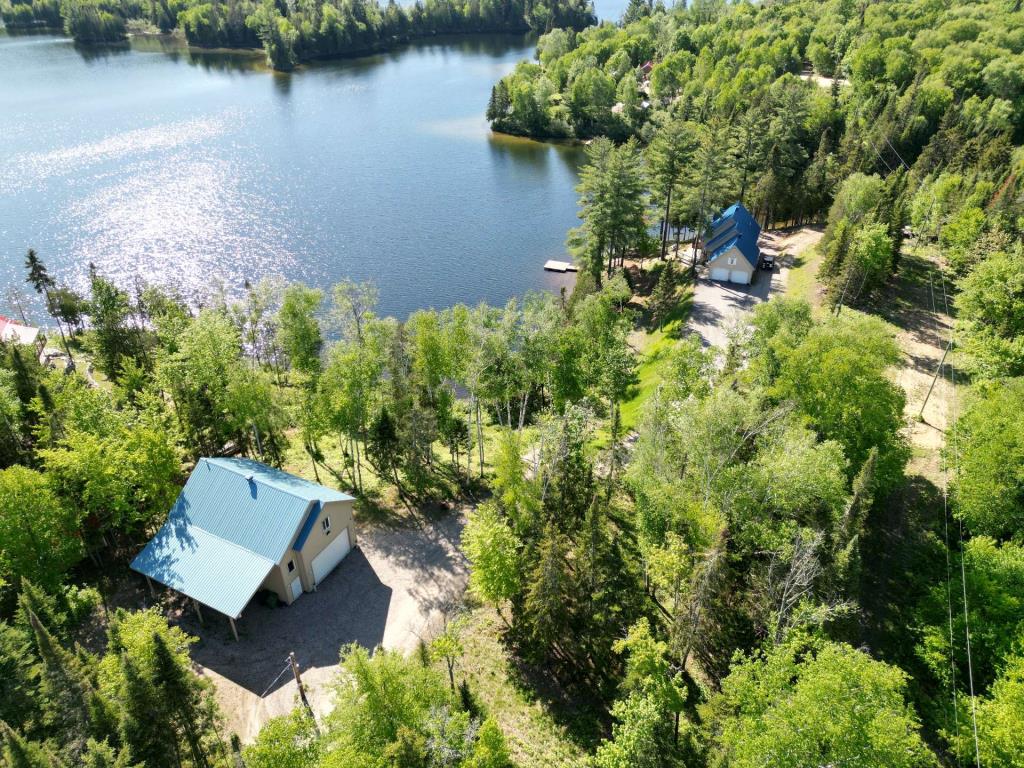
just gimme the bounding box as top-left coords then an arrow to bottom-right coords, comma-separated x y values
592,279 -> 694,446
620,280 -> 694,433
785,242 -> 825,312
457,607 -> 590,768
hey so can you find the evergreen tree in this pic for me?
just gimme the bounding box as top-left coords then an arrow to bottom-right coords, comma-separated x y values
0,722 -> 62,768
569,137 -> 616,285
26,610 -> 100,761
569,138 -> 650,281
150,631 -> 216,768
649,264 -> 677,330
648,119 -> 697,258
485,82 -> 510,124
24,249 -> 73,364
621,0 -> 652,24
681,120 -> 735,271
81,739 -> 139,768
0,623 -> 37,732
115,654 -> 181,768
17,580 -> 72,642
522,524 -> 570,661
87,268 -> 146,381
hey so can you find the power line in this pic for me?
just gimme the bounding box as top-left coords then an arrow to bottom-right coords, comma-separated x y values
929,272 -> 961,765
938,272 -> 981,768
833,263 -> 857,314
259,658 -> 294,699
866,138 -> 895,173
884,135 -> 910,170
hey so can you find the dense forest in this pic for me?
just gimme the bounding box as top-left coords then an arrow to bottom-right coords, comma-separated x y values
488,0 -> 1024,296
3,0 -> 1024,766
0,0 -> 595,68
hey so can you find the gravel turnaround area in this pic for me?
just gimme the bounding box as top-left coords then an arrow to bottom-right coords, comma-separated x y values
686,227 -> 819,350
173,510 -> 468,742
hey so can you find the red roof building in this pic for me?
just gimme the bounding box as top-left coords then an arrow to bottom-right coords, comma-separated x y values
0,315 -> 40,346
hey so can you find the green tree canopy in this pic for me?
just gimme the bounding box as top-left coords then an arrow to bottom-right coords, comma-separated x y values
951,378 -> 1024,539
706,640 -> 934,768
773,312 -> 907,490
956,247 -> 1024,379
0,466 -> 82,590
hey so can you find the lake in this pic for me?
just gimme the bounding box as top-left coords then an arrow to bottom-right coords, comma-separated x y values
0,28 -> 601,320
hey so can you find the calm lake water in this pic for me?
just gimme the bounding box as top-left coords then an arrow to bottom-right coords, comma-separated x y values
0,29 -> 599,319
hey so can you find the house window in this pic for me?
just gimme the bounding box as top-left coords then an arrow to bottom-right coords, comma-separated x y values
322,516 -> 331,534
727,257 -> 737,266
287,559 -> 295,573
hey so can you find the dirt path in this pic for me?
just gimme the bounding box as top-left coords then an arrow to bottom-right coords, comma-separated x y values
761,226 -> 824,262
875,246 -> 954,482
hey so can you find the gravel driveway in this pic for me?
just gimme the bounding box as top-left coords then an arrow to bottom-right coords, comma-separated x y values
176,510 -> 468,742
687,266 -> 780,348
686,228 -> 816,349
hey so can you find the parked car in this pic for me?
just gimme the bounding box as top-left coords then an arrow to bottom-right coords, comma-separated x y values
760,253 -> 776,270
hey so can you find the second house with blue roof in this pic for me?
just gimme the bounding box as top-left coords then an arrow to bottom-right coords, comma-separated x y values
705,202 -> 762,285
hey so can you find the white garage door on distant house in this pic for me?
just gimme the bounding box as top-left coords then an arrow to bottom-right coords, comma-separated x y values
704,203 -> 762,285
312,527 -> 351,585
290,576 -> 302,601
730,270 -> 751,284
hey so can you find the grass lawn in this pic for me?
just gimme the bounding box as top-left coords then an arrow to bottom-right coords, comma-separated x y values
458,608 -> 590,768
785,242 -> 825,312
619,324 -> 680,433
617,280 -> 694,436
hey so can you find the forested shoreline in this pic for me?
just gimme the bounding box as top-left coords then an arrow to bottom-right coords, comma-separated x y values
487,0 -> 1023,270
0,0 -> 595,69
3,0 -> 1024,766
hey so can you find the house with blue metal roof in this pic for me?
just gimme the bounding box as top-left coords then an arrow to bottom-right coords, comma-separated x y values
131,457 -> 356,638
704,202 -> 762,285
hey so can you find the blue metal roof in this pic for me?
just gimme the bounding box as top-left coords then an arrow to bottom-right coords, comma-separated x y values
292,501 -> 321,552
707,202 -> 761,268
131,522 -> 274,619
130,458 -> 354,617
204,457 -> 354,504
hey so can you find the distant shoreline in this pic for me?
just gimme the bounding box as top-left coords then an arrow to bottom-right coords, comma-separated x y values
0,25 -> 541,72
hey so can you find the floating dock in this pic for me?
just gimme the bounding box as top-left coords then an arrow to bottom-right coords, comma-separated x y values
543,260 -> 578,273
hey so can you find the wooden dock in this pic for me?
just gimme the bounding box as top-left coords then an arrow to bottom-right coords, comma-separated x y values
543,260 -> 578,273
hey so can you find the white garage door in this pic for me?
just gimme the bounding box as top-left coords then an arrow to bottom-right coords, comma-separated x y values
290,576 -> 303,601
730,270 -> 751,284
311,527 -> 351,585
711,267 -> 730,281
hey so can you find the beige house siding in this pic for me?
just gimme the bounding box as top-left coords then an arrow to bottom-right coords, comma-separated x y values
259,559 -> 299,605
710,245 -> 755,283
294,499 -> 357,589
257,499 -> 357,605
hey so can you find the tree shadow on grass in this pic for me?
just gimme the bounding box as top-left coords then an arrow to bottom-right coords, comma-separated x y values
859,473 -> 949,736
874,250 -> 953,353
661,284 -> 695,339
497,634 -> 612,751
354,490 -> 409,529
